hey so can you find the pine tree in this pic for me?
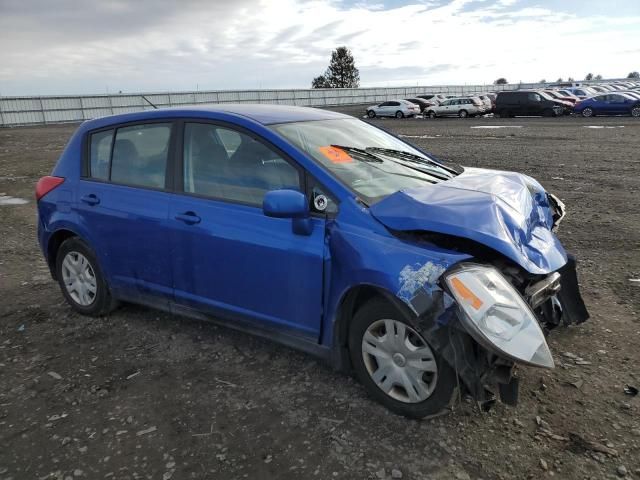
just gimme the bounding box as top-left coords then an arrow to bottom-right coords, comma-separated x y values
311,47 -> 360,88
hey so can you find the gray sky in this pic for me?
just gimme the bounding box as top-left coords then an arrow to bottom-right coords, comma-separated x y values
1,0 -> 639,95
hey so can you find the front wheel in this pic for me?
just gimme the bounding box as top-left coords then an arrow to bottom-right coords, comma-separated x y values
631,106 -> 640,117
581,107 -> 594,118
427,111 -> 437,119
56,237 -> 116,316
367,110 -> 376,118
395,111 -> 404,119
348,299 -> 456,418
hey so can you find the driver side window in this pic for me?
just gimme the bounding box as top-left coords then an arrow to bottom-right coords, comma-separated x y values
183,123 -> 301,206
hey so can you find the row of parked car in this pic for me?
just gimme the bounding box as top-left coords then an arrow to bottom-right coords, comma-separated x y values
365,81 -> 640,119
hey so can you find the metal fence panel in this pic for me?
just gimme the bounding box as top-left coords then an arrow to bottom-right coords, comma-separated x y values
0,79 -> 628,126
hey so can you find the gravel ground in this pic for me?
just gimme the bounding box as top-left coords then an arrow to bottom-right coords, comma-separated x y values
1,110 -> 639,480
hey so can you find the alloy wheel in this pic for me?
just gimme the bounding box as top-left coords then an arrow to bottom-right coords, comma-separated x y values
582,108 -> 593,117
632,107 -> 640,117
361,319 -> 438,403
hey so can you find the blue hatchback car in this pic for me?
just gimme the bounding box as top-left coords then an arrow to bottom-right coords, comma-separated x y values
37,105 -> 589,418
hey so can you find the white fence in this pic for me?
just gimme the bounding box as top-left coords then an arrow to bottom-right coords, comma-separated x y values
0,81 -> 612,127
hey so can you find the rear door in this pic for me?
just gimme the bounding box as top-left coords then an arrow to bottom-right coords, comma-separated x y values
77,121 -> 176,305
168,121 -> 327,338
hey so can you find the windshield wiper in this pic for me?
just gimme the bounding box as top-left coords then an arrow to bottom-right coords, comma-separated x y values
361,147 -> 454,180
330,145 -> 382,163
364,147 -> 456,178
331,145 -> 438,184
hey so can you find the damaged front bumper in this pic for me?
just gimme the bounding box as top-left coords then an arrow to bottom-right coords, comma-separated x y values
414,255 -> 589,409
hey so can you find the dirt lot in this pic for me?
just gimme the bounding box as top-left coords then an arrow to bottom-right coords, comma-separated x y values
1,112 -> 639,480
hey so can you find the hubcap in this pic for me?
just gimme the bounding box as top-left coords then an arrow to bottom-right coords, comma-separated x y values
61,251 -> 97,306
632,107 -> 640,117
362,319 -> 438,403
583,108 -> 592,117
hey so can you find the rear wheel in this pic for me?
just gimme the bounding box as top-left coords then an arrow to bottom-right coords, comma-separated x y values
367,110 -> 376,118
55,237 -> 116,316
458,110 -> 468,118
631,106 -> 640,117
348,298 -> 456,418
581,107 -> 594,118
395,111 -> 404,119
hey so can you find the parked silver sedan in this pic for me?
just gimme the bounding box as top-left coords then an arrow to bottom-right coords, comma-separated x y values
366,100 -> 421,118
425,97 -> 487,118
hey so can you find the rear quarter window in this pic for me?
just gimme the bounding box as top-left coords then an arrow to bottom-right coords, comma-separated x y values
89,130 -> 113,180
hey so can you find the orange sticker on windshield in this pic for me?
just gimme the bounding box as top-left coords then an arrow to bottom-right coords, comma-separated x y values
318,146 -> 353,164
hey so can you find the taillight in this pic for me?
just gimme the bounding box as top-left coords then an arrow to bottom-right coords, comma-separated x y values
36,176 -> 65,201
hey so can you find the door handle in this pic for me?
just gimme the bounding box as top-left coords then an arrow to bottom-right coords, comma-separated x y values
80,194 -> 100,206
175,212 -> 201,225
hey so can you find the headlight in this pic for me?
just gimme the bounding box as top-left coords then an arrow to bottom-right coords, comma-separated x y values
444,264 -> 554,368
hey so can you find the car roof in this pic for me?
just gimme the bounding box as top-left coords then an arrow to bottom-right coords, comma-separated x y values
80,104 -> 349,130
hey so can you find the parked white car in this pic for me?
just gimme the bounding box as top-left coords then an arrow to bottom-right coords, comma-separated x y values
366,100 -> 421,118
425,98 -> 487,118
475,94 -> 493,112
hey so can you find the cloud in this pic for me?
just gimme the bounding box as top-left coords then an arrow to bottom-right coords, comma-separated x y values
0,0 -> 639,95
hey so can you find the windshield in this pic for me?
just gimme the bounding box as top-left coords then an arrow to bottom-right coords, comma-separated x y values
537,91 -> 555,100
271,118 -> 461,204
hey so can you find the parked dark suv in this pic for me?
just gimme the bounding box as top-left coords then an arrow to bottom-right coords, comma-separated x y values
495,91 -> 564,117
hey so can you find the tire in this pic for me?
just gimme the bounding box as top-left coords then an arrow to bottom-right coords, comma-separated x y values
458,110 -> 468,118
581,107 -> 594,118
427,111 -> 437,119
55,237 -> 117,316
395,111 -> 404,119
367,110 -> 376,118
631,106 -> 640,117
348,298 -> 456,418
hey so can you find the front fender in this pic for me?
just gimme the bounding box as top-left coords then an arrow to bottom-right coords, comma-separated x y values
322,218 -> 471,347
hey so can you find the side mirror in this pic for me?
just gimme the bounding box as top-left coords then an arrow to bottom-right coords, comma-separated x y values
263,189 -> 308,218
263,189 -> 312,235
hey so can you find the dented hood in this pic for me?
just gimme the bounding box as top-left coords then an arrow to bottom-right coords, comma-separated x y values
369,167 -> 567,275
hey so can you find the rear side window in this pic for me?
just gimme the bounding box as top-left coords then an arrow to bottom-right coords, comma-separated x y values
89,130 -> 113,180
110,123 -> 171,189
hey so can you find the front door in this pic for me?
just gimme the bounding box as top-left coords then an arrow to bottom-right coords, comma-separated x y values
169,122 -> 326,338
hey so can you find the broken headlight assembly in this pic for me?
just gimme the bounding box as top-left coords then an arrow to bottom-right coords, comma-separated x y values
444,264 -> 554,369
